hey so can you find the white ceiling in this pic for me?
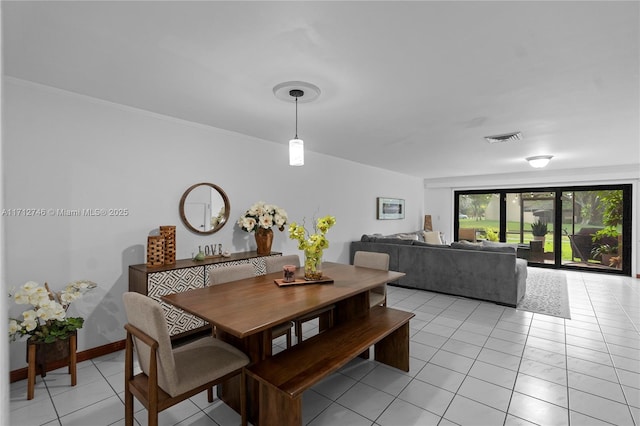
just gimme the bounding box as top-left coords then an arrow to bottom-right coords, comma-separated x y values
3,1 -> 639,179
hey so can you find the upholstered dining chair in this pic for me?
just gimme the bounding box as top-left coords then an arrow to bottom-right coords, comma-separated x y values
353,251 -> 390,307
122,292 -> 249,426
208,263 -> 255,286
265,254 -> 335,344
209,263 -> 294,348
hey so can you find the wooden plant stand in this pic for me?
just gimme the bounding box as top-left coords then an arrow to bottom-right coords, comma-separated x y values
26,333 -> 77,400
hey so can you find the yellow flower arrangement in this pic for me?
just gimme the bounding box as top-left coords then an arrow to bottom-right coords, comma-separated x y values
289,215 -> 336,280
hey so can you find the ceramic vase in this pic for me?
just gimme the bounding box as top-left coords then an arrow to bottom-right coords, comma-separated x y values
255,228 -> 273,256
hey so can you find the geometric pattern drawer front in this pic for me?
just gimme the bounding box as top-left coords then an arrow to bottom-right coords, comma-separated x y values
252,255 -> 274,275
148,267 -> 205,336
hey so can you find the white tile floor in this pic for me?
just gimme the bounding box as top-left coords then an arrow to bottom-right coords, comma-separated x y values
9,269 -> 640,426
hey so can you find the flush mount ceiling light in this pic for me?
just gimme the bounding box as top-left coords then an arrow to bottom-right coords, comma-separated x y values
526,155 -> 554,168
273,81 -> 320,166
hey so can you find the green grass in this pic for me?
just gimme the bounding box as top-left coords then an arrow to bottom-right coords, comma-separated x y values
459,218 -> 589,261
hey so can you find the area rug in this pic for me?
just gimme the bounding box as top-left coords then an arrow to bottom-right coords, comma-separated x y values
517,268 -> 571,319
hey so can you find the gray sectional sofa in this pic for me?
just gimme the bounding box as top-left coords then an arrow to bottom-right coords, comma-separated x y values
350,234 -> 527,307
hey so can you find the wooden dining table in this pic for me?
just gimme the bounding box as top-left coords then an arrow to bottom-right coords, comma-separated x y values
161,261 -> 405,418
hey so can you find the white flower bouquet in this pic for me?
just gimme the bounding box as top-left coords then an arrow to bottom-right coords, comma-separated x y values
237,201 -> 288,233
9,280 -> 97,343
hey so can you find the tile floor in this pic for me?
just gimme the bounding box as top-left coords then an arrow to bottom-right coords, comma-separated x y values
9,269 -> 640,426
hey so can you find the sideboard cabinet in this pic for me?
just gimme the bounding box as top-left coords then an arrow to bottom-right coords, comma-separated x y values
129,251 -> 281,339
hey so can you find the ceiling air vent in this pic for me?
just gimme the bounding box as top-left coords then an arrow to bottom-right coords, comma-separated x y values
484,131 -> 523,144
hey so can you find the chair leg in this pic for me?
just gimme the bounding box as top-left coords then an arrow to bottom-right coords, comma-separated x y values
124,386 -> 134,426
286,329 -> 292,348
295,321 -> 303,344
240,369 -> 247,426
207,386 -> 214,403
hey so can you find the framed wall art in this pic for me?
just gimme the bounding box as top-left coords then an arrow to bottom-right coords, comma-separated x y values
376,197 -> 405,220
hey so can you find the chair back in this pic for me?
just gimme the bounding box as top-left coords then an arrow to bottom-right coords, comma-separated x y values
122,292 -> 178,392
209,263 -> 254,285
458,228 -> 477,242
264,254 -> 301,274
353,251 -> 390,271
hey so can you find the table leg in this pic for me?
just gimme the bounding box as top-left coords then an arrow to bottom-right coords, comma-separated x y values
217,330 -> 269,423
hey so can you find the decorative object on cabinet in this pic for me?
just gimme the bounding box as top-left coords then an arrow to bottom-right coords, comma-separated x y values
179,182 -> 230,235
254,227 -> 273,256
9,280 -> 97,399
377,197 -> 405,220
289,215 -> 336,280
193,250 -> 205,261
159,225 -> 176,264
423,215 -> 433,231
146,235 -> 165,266
129,252 -> 282,339
238,201 -> 288,256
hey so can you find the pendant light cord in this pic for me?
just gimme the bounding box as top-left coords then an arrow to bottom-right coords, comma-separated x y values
294,96 -> 299,139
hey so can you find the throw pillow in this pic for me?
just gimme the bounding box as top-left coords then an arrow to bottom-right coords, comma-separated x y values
423,231 -> 443,245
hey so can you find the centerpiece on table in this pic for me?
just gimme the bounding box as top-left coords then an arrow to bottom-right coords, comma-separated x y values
289,215 -> 336,280
238,201 -> 288,255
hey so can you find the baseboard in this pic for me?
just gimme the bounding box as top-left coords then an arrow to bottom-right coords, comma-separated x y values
10,339 -> 125,383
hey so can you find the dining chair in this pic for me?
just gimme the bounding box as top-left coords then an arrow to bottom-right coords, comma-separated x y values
209,263 -> 294,348
208,263 -> 255,286
122,292 -> 249,426
353,251 -> 390,307
265,254 -> 335,344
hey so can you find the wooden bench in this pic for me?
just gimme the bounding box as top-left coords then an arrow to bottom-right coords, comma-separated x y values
245,306 -> 414,426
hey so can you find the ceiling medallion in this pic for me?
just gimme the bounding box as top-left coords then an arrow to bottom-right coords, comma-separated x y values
273,81 -> 321,103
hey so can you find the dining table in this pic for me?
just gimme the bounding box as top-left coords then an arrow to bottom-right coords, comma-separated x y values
161,261 -> 405,419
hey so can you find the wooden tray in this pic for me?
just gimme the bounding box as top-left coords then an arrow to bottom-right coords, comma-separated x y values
274,276 -> 334,287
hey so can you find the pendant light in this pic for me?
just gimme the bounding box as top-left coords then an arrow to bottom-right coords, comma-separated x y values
289,89 -> 304,166
273,81 -> 321,167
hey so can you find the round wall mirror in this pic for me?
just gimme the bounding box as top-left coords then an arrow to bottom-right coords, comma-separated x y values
179,183 -> 231,235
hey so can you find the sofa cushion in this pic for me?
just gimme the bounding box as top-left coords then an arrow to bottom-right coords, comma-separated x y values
482,240 -> 518,249
481,241 -> 517,254
376,238 -> 415,245
394,233 -> 419,241
360,234 -> 383,242
481,245 -> 516,254
413,240 -> 450,248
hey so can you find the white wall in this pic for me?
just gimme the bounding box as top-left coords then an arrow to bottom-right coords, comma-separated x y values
3,78 -> 424,371
425,170 -> 640,276
0,18 -> 10,421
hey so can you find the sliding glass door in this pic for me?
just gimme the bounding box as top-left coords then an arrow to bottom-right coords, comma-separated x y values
455,185 -> 631,276
561,189 -> 625,271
